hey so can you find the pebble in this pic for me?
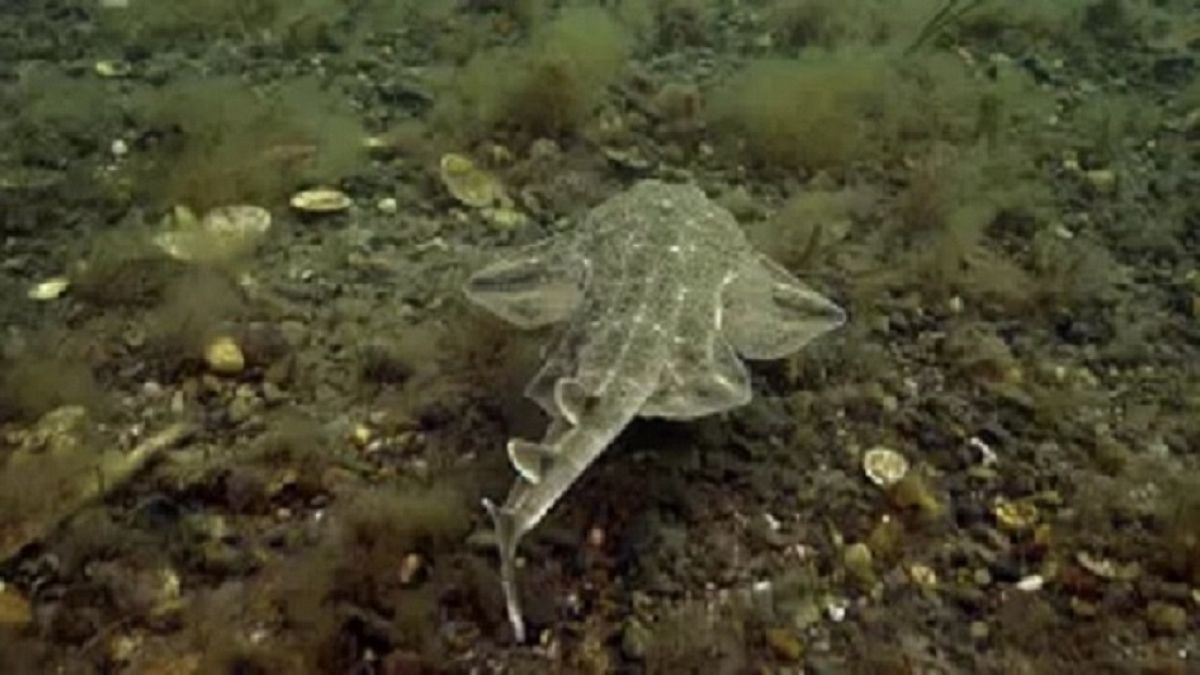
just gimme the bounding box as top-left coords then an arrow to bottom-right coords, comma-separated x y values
842,543 -> 875,587
993,498 -> 1039,532
227,391 -> 257,424
620,617 -> 652,660
1015,574 -> 1044,592
0,584 -> 31,627
204,336 -> 245,376
377,197 -> 398,214
1084,168 -> 1117,194
765,626 -> 804,662
1145,601 -> 1187,636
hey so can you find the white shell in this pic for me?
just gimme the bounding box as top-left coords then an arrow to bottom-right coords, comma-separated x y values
27,276 -> 70,301
862,446 -> 909,488
290,188 -> 352,213
154,204 -> 271,263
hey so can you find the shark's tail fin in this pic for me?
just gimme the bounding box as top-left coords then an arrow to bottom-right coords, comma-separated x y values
483,497 -> 527,643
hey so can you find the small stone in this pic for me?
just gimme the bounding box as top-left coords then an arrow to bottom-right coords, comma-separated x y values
1070,597 -> 1098,618
226,393 -> 256,424
204,336 -> 245,376
973,568 -> 992,586
969,621 -> 989,640
993,498 -> 1039,532
0,584 -> 31,627
787,598 -> 822,630
398,553 -> 422,585
1015,574 -> 1044,592
1076,551 -> 1121,579
620,617 -> 652,660
842,542 -> 875,587
908,563 -> 938,588
1146,601 -> 1187,636
110,138 -> 129,157
1084,168 -> 1117,194
765,626 -> 804,662
863,446 -> 909,488
94,59 -> 131,78
481,206 -> 528,230
349,423 -> 372,448
377,197 -> 398,214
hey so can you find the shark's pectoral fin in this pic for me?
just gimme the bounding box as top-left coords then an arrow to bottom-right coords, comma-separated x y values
507,438 -> 556,484
464,243 -> 587,329
553,377 -> 595,425
642,339 -> 752,419
721,253 -> 846,360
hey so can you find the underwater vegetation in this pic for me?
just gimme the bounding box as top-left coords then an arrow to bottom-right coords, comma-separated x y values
434,6 -> 632,141
99,0 -> 350,51
709,53 -> 886,171
126,76 -> 365,212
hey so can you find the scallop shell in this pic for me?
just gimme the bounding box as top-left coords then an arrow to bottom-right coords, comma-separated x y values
27,276 -> 70,301
154,204 -> 271,263
862,446 -> 909,488
290,188 -> 352,213
439,153 -> 507,209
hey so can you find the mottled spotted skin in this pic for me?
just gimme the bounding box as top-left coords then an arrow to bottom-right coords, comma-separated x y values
465,180 -> 845,641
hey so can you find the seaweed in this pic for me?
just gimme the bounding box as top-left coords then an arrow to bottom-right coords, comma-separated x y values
127,76 -> 365,211
906,0 -> 989,54
708,52 -> 885,171
434,6 -> 632,141
100,0 -> 350,52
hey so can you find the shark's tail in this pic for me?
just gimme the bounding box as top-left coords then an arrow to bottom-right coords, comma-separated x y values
483,497 -> 527,643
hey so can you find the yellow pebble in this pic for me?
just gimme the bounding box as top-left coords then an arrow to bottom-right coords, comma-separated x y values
204,336 -> 245,375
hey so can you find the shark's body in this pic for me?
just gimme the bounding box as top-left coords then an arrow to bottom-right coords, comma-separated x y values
465,180 -> 845,640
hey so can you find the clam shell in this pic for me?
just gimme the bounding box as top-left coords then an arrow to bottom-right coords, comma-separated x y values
439,153 -> 506,209
154,204 -> 272,263
290,188 -> 352,213
27,276 -> 70,301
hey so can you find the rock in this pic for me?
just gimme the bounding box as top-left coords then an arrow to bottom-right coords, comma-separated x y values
93,59 -> 131,78
620,617 -> 652,660
842,542 -> 876,588
765,626 -> 804,662
1146,601 -> 1187,636
0,584 -> 31,627
226,391 -> 257,424
1084,168 -> 1117,195
204,336 -> 245,376
993,498 -> 1039,532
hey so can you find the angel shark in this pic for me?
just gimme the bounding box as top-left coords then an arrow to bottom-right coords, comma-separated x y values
464,180 -> 845,641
